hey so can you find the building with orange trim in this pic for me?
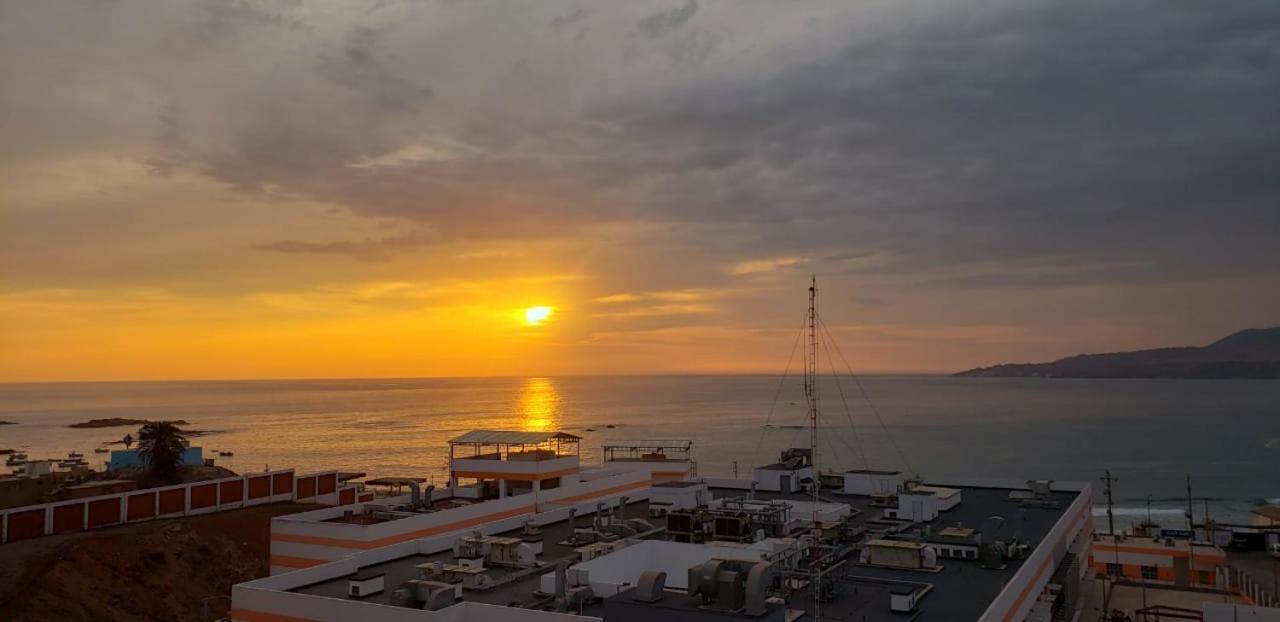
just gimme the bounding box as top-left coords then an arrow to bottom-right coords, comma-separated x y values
233,433 -> 1095,622
1089,534 -> 1228,588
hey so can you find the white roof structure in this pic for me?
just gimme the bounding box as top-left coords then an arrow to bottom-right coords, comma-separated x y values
601,439 -> 692,450
447,430 -> 581,445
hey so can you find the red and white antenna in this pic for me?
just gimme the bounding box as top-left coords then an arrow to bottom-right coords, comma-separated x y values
805,275 -> 823,620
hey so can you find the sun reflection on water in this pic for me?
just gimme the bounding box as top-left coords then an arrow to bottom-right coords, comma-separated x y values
519,377 -> 560,431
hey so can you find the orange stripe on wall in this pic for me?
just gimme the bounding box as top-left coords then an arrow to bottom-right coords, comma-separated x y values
1001,500 -> 1091,622
269,554 -> 328,569
271,478 -> 650,551
1003,555 -> 1053,622
451,467 -> 579,482
272,504 -> 536,549
539,479 -> 649,507
231,608 -> 317,622
1092,544 -> 1225,561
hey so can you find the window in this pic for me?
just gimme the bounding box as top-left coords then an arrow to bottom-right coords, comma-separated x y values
1198,570 -> 1213,586
1105,563 -> 1122,577
1141,566 -> 1158,581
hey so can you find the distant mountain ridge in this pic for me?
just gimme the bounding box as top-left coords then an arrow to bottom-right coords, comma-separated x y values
954,327 -> 1280,379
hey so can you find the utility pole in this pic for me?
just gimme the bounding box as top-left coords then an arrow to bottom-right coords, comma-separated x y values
1186,475 -> 1195,533
1101,470 -> 1118,536
1187,475 -> 1198,587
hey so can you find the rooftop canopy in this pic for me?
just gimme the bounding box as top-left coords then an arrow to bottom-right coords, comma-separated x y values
600,440 -> 692,450
447,430 -> 582,446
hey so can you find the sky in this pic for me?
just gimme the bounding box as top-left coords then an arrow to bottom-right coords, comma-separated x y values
1,0 -> 1278,382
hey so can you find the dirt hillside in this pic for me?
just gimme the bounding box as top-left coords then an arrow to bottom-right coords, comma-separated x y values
0,502 -> 319,621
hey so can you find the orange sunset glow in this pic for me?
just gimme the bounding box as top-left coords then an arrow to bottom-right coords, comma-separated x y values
2,2 -> 1277,384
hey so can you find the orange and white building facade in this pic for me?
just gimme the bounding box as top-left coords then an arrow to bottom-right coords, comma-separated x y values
1090,534 -> 1228,588
600,439 -> 694,484
447,430 -> 584,498
267,430 -> 675,574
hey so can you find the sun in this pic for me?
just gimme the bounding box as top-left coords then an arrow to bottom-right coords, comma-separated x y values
523,306 -> 554,326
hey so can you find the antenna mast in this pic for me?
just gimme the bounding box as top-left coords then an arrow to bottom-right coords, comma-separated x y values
805,276 -> 822,620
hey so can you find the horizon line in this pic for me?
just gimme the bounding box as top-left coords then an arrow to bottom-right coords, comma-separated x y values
0,370 -> 951,386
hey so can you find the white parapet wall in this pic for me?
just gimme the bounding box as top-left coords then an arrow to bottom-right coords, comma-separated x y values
1203,603 -> 1280,622
535,538 -> 789,596
597,459 -> 692,484
270,467 -> 652,573
232,587 -> 600,622
976,482 -> 1094,622
236,494 -> 649,622
843,470 -> 905,496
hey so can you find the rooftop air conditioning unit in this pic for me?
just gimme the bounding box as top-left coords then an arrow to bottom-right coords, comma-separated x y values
348,570 -> 385,598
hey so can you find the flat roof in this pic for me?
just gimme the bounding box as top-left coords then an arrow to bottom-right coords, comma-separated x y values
710,482 -> 1081,621
448,430 -> 581,445
847,469 -> 903,476
290,499 -> 655,608
601,440 -> 692,450
276,479 -> 1082,622
653,480 -> 704,489
869,538 -> 926,550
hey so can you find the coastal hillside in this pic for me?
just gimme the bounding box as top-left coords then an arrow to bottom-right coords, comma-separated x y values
955,327 -> 1280,379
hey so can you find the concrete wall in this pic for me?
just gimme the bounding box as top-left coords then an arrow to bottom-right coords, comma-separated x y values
536,538 -> 783,595
843,471 -> 904,496
269,468 -> 652,573
240,494 -> 659,620
602,459 -> 693,484
231,586 -> 600,622
750,466 -> 813,493
1203,603 -> 1280,622
451,455 -> 580,480
976,483 -> 1094,622
1089,538 -> 1226,587
0,469 -> 315,543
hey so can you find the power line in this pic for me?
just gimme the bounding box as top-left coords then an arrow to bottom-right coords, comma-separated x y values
818,330 -> 869,470
818,316 -> 913,474
752,310 -> 808,471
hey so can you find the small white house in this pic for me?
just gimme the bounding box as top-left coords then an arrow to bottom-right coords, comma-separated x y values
751,464 -> 814,493
911,485 -> 962,511
885,485 -> 961,522
842,469 -> 905,496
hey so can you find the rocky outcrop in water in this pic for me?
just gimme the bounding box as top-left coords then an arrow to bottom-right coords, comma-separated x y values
68,418 -> 190,429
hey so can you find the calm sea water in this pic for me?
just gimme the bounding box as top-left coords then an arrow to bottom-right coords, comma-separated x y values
2,375 -> 1277,525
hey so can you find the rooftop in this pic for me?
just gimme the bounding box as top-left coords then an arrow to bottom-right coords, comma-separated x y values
722,482 -> 1082,621
448,430 -> 582,445
279,480 -> 1083,621
600,440 -> 692,450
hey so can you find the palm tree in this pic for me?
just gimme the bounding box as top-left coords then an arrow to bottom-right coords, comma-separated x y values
136,421 -> 188,480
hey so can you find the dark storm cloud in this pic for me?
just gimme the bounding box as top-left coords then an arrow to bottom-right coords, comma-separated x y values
318,26 -> 434,116
18,1 -> 1273,289
550,7 -> 590,29
253,231 -> 438,261
574,0 -> 1280,286
635,1 -> 699,38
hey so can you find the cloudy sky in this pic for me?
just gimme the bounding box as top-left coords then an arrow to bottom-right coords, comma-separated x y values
2,0 -> 1278,381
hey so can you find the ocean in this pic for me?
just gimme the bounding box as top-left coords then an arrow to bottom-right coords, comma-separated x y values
2,375 -> 1277,527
